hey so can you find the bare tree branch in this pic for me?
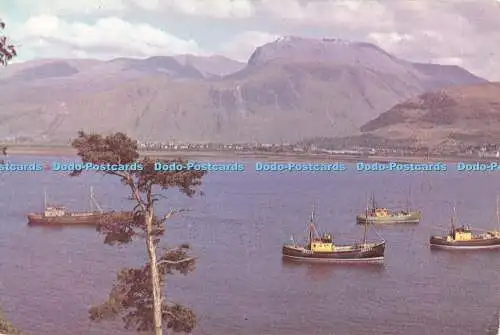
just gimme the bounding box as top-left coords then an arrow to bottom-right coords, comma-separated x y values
157,257 -> 197,266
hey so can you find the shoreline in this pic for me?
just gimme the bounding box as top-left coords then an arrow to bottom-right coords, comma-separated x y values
3,146 -> 499,164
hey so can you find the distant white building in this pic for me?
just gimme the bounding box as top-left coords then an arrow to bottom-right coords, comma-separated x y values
478,151 -> 500,158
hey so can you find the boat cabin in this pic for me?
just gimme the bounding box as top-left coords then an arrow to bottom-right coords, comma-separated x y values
371,208 -> 389,217
44,206 -> 66,217
310,232 -> 334,252
488,230 -> 500,238
449,226 -> 473,241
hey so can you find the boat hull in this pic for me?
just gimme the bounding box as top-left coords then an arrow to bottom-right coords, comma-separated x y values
282,242 -> 385,262
27,212 -> 116,226
356,211 -> 421,224
429,236 -> 500,250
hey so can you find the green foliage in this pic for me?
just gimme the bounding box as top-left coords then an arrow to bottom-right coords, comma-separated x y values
0,21 -> 17,66
0,308 -> 23,335
89,245 -> 197,333
71,131 -> 206,333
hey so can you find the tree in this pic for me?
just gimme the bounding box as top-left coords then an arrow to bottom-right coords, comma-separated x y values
0,20 -> 17,66
71,131 -> 206,334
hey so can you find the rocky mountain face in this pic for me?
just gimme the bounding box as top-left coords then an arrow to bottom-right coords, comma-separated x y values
0,36 -> 487,143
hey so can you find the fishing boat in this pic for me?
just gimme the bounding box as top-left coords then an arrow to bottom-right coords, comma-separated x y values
429,201 -> 500,250
356,192 -> 421,224
282,206 -> 385,262
27,186 -> 118,226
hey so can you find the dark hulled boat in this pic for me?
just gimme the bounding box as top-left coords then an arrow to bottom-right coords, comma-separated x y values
356,193 -> 421,225
282,206 -> 385,262
430,226 -> 500,249
429,204 -> 500,250
27,186 -> 118,226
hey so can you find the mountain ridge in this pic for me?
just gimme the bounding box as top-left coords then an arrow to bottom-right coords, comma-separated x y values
0,36 -> 488,143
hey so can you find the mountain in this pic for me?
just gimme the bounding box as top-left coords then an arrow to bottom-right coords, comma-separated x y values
173,55 -> 245,77
352,82 -> 500,148
0,36 -> 488,144
1,54 -> 245,82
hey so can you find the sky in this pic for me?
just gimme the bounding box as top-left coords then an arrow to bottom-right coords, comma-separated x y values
1,0 -> 499,80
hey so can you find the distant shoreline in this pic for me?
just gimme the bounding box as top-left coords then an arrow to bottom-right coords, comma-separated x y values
4,145 -> 499,163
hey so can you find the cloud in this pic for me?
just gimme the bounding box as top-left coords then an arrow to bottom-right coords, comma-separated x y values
9,0 -> 255,19
14,15 -> 202,59
1,0 -> 499,80
368,32 -> 414,48
432,57 -> 464,66
256,0 -> 500,79
259,0 -> 395,30
161,0 -> 255,18
10,0 -> 127,16
220,30 -> 279,61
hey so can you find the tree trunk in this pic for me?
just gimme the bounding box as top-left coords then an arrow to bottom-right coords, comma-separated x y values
145,207 -> 163,335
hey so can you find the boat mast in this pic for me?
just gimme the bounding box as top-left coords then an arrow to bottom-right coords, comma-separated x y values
89,186 -> 94,212
362,220 -> 368,246
310,205 -> 314,242
43,187 -> 47,210
450,206 -> 456,233
308,203 -> 316,246
496,196 -> 499,232
89,186 -> 103,213
406,185 -> 412,211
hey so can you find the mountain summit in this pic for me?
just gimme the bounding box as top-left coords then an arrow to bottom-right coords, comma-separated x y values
248,36 -> 399,70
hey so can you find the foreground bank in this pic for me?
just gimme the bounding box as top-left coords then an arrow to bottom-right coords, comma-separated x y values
0,308 -> 23,335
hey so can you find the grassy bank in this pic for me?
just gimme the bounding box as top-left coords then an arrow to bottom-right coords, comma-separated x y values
3,145 -> 498,163
0,308 -> 23,335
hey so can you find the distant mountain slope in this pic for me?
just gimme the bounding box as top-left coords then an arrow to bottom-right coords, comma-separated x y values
173,54 -> 245,77
355,82 -> 500,147
0,36 -> 488,143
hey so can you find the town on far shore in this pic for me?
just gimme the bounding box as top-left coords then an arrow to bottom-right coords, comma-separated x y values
136,141 -> 500,159
3,136 -> 500,160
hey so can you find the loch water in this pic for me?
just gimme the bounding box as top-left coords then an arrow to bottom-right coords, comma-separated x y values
0,157 -> 499,335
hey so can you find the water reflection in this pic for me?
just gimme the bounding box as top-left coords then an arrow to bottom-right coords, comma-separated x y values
429,247 -> 500,256
26,223 -> 98,230
281,257 -> 385,280
3,159 -> 500,335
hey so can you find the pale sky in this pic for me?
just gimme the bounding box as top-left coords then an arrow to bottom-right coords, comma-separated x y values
1,0 -> 499,80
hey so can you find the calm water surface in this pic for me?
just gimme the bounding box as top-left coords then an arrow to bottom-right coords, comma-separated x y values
0,156 -> 499,335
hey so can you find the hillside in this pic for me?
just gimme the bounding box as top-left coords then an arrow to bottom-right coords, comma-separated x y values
352,82 -> 500,148
0,36 -> 487,143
